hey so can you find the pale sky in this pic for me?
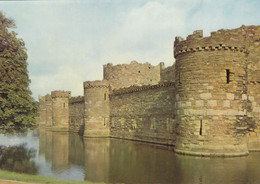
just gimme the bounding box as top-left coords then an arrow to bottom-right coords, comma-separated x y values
0,0 -> 259,100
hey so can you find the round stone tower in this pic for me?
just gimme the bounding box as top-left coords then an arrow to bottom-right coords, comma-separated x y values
174,27 -> 250,156
39,95 -> 46,127
83,80 -> 110,137
45,94 -> 53,129
51,91 -> 71,131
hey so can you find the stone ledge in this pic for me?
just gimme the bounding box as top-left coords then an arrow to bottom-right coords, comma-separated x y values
111,82 -> 175,96
174,149 -> 249,157
174,44 -> 248,58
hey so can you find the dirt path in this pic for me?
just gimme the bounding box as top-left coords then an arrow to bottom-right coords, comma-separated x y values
0,180 -> 37,184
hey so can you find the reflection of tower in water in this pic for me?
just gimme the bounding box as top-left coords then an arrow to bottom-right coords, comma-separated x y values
84,138 -> 110,182
39,130 -> 70,171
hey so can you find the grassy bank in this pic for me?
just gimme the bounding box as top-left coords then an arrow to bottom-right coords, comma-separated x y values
0,170 -> 100,184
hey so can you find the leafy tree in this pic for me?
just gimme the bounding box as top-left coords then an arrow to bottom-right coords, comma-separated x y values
0,144 -> 38,174
0,11 -> 38,133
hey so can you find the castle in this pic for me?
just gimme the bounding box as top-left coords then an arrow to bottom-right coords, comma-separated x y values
39,25 -> 260,157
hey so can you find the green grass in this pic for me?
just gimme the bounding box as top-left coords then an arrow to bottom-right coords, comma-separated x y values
0,169 -> 102,184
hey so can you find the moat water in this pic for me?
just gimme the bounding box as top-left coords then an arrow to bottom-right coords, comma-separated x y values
0,130 -> 260,184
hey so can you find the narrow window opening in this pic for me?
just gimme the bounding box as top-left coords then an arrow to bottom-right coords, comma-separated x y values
63,103 -> 65,108
104,93 -> 106,100
138,71 -> 141,73
179,73 -> 181,84
226,69 -> 230,84
200,120 -> 203,135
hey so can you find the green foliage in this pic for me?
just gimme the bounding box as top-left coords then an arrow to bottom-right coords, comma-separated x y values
0,144 -> 38,174
0,11 -> 38,133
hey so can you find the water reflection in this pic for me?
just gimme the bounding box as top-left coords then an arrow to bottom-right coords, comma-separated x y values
0,130 -> 260,183
0,144 -> 38,174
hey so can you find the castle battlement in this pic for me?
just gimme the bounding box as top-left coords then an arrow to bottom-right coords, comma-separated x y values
39,25 -> 260,157
51,91 -> 71,98
69,96 -> 84,104
174,25 -> 260,58
111,82 -> 175,96
45,94 -> 52,101
83,80 -> 110,89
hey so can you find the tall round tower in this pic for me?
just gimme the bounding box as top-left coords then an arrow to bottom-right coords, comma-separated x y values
45,94 -> 53,129
39,95 -> 46,127
83,80 -> 110,137
174,27 -> 249,156
51,91 -> 71,132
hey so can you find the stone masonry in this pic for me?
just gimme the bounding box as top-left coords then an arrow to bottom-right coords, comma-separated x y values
39,25 -> 260,157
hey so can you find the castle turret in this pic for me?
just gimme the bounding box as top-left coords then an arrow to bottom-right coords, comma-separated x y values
51,91 -> 71,131
83,80 -> 110,137
45,94 -> 53,129
174,27 -> 250,156
39,95 -> 46,127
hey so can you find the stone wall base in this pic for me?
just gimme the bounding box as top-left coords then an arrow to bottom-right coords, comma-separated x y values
174,143 -> 249,157
248,130 -> 260,151
84,129 -> 110,137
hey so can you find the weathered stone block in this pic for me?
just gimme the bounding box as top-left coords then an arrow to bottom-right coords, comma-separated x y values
223,100 -> 230,107
226,93 -> 235,100
200,93 -> 212,100
208,100 -> 217,107
196,100 -> 204,107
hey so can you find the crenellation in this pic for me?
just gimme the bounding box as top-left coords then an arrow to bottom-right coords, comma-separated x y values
69,96 -> 84,104
83,80 -> 110,89
51,90 -> 71,98
39,25 -> 260,157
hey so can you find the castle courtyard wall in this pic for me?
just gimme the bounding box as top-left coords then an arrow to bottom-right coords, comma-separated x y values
246,26 -> 260,151
103,61 -> 161,89
110,82 -> 176,145
69,96 -> 85,134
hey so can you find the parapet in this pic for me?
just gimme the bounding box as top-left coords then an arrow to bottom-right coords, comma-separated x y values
39,95 -> 45,103
69,96 -> 84,104
51,90 -> 71,98
111,82 -> 175,96
174,25 -> 260,58
45,94 -> 52,101
103,60 -> 161,89
83,80 -> 110,89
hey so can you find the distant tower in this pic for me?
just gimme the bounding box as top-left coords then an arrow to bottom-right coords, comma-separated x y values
174,29 -> 249,156
51,91 -> 71,131
39,95 -> 46,127
83,80 -> 110,137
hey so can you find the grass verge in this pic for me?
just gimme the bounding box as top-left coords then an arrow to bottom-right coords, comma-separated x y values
0,169 -> 101,184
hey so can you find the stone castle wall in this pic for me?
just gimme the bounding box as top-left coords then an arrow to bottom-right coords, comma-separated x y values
160,63 -> 175,82
83,80 -> 110,137
39,25 -> 260,157
173,25 -> 259,156
69,96 -> 84,134
110,82 -> 176,145
245,26 -> 260,150
103,61 -> 161,89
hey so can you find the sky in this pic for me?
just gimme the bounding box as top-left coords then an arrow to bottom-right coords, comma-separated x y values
0,0 -> 259,100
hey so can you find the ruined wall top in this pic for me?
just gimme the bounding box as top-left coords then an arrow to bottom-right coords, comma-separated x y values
51,90 -> 71,98
83,80 -> 110,89
69,96 -> 84,104
111,81 -> 175,96
103,60 -> 161,89
174,25 -> 260,58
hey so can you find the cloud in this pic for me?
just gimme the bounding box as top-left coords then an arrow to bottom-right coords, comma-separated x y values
1,0 -> 259,99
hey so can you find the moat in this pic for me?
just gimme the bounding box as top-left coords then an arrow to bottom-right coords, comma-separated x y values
0,129 -> 260,184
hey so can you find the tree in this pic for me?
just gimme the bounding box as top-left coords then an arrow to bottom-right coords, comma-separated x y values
0,11 -> 38,133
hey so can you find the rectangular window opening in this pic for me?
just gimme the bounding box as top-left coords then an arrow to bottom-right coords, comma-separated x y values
226,69 -> 230,84
200,120 -> 203,136
104,93 -> 106,101
63,103 -> 65,108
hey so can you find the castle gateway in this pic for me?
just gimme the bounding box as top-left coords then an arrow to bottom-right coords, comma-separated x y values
39,25 -> 260,157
